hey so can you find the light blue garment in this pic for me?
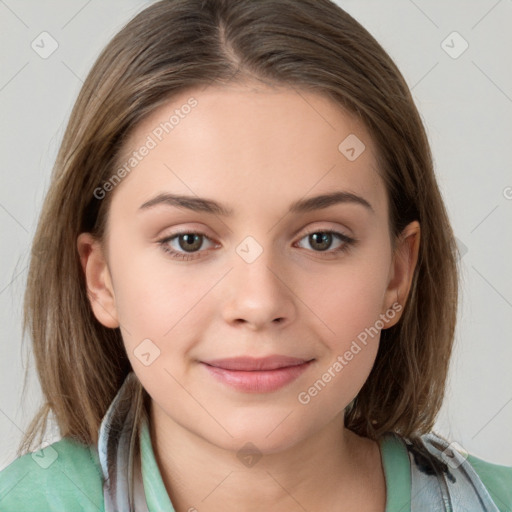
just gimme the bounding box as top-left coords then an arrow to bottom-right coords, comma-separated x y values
406,431 -> 501,511
97,371 -> 149,511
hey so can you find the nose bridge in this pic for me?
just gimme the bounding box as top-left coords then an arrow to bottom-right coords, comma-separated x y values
222,235 -> 295,327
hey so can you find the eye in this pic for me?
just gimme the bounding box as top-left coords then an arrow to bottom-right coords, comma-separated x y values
295,229 -> 356,256
158,228 -> 357,261
158,231 -> 216,261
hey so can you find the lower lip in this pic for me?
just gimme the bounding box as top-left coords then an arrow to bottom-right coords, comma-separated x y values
200,361 -> 313,393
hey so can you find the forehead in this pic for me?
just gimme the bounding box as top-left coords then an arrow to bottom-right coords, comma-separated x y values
111,83 -> 387,219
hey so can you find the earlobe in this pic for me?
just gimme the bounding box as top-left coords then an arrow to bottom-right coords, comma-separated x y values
76,232 -> 120,329
382,221 -> 421,328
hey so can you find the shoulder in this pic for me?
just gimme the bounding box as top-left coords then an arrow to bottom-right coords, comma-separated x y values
396,431 -> 512,511
0,437 -> 104,512
467,452 -> 512,512
420,432 -> 512,511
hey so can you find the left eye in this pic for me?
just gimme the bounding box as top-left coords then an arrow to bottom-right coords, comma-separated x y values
295,229 -> 355,254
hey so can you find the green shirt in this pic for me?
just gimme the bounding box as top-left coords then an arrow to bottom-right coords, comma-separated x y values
1,423 -> 511,511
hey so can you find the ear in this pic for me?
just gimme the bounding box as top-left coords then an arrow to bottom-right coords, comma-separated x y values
76,232 -> 119,329
381,221 -> 421,328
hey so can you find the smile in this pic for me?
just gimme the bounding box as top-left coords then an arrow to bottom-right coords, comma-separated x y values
200,359 -> 314,393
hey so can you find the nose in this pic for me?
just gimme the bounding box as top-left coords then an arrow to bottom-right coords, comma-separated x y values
221,248 -> 297,331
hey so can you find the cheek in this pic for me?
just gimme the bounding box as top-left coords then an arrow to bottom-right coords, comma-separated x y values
295,273 -> 386,419
110,249 -> 223,385
110,240 -> 203,333
302,260 -> 390,346
112,260 -> 203,408
295,252 -> 391,396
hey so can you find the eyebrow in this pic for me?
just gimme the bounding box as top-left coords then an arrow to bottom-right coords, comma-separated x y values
138,190 -> 374,216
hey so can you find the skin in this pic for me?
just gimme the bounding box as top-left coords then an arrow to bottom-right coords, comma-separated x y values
78,81 -> 420,512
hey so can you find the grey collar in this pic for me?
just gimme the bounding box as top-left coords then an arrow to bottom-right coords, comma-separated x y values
404,432 -> 500,511
98,372 -> 149,512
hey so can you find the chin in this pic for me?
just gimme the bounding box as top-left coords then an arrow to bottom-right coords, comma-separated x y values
213,419 -> 306,456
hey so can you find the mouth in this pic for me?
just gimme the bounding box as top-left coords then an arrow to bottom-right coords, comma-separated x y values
201,355 -> 314,371
200,356 -> 315,393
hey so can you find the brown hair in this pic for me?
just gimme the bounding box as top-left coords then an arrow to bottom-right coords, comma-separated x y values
20,0 -> 459,457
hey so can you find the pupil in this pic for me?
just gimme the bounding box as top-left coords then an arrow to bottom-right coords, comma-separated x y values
180,234 -> 201,252
311,232 -> 331,251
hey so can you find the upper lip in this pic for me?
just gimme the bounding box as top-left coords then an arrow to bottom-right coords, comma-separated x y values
201,356 -> 313,371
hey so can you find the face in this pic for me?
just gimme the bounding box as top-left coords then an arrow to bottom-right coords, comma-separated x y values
78,82 -> 420,455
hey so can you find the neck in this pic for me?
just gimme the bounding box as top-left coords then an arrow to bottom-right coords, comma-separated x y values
149,401 -> 385,512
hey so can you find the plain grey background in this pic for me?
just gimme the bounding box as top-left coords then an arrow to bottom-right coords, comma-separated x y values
1,0 -> 511,471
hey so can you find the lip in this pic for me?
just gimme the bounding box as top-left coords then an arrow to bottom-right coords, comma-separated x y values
200,356 -> 315,393
201,355 -> 312,371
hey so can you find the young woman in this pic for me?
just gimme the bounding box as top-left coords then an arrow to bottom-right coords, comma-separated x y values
0,0 -> 510,510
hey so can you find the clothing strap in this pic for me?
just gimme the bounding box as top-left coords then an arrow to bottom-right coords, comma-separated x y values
407,432 -> 500,512
97,372 -> 149,512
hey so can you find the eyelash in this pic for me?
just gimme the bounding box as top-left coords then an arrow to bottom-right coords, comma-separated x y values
158,228 -> 357,261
